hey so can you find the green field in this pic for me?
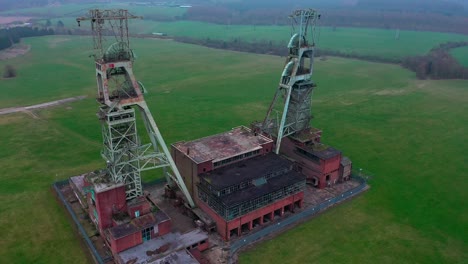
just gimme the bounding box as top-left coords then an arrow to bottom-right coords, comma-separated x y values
134,21 -> 468,59
0,4 -> 186,19
0,36 -> 467,263
50,18 -> 468,60
451,46 -> 468,67
3,3 -> 468,60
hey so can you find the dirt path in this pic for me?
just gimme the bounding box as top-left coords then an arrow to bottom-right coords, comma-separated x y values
0,96 -> 87,116
0,44 -> 31,61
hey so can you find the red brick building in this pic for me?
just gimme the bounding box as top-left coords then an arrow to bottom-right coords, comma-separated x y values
197,154 -> 305,240
279,127 -> 352,188
172,126 -> 274,198
69,171 -> 208,261
172,126 -> 306,240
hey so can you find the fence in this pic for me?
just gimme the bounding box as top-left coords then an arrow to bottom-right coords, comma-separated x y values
228,175 -> 368,261
53,180 -> 105,264
53,173 -> 369,263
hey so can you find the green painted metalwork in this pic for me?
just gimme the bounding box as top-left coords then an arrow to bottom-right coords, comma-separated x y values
77,9 -> 195,207
260,9 -> 320,154
78,9 -> 195,207
100,107 -> 142,199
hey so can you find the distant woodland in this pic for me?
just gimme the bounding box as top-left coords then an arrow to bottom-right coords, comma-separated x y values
0,27 -> 54,50
1,0 -> 467,34
402,42 -> 468,79
182,5 -> 468,35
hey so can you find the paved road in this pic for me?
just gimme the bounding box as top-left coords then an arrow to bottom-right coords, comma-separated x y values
0,96 -> 87,115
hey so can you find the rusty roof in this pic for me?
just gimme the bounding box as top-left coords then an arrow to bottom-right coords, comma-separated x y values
290,127 -> 322,143
118,229 -> 208,264
109,211 -> 170,239
172,126 -> 273,164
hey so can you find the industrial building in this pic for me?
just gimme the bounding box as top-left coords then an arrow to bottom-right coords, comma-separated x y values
171,9 -> 353,241
280,128 -> 352,188
69,170 -> 209,263
59,7 -> 361,263
172,126 -> 306,240
67,9 -> 208,263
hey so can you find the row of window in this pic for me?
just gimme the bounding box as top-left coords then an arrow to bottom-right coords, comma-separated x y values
197,181 -> 305,221
295,147 -> 320,164
218,180 -> 250,197
226,182 -> 305,220
199,166 -> 291,198
197,188 -> 225,217
213,149 -> 261,168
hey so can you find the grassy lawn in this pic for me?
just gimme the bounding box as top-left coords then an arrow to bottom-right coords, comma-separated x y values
0,36 -> 467,263
450,45 -> 468,67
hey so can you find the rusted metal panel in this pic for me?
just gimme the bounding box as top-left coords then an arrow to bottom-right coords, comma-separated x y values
172,126 -> 273,164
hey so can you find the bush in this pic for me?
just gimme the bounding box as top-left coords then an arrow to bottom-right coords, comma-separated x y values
3,65 -> 17,78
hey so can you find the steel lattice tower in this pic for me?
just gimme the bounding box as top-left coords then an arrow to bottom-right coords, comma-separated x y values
260,9 -> 320,154
77,9 -> 194,206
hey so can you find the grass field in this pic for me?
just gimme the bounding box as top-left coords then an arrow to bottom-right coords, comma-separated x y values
0,36 -> 467,263
0,4 -> 186,19
132,21 -> 468,59
450,46 -> 468,67
4,3 -> 468,60
51,18 -> 468,60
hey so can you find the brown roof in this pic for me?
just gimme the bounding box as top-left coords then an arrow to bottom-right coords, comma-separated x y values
290,127 -> 322,143
109,211 -> 170,239
172,126 -> 272,164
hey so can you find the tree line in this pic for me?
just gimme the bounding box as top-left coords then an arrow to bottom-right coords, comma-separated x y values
402,42 -> 468,79
174,36 -> 468,80
174,36 -> 401,62
0,27 -> 55,51
180,5 -> 468,35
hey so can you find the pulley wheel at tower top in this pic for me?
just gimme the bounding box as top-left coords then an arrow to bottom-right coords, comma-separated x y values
104,42 -> 133,62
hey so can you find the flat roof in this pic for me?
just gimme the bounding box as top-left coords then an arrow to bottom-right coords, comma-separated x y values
302,144 -> 341,160
109,211 -> 170,239
69,174 -> 86,196
151,250 -> 199,264
220,170 -> 305,207
290,127 -> 322,143
199,153 -> 306,207
118,229 -> 208,264
199,153 -> 293,190
341,156 -> 352,166
172,126 -> 273,164
83,170 -> 125,193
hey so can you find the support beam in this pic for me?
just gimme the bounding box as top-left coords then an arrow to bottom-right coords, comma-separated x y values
138,102 -> 195,208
